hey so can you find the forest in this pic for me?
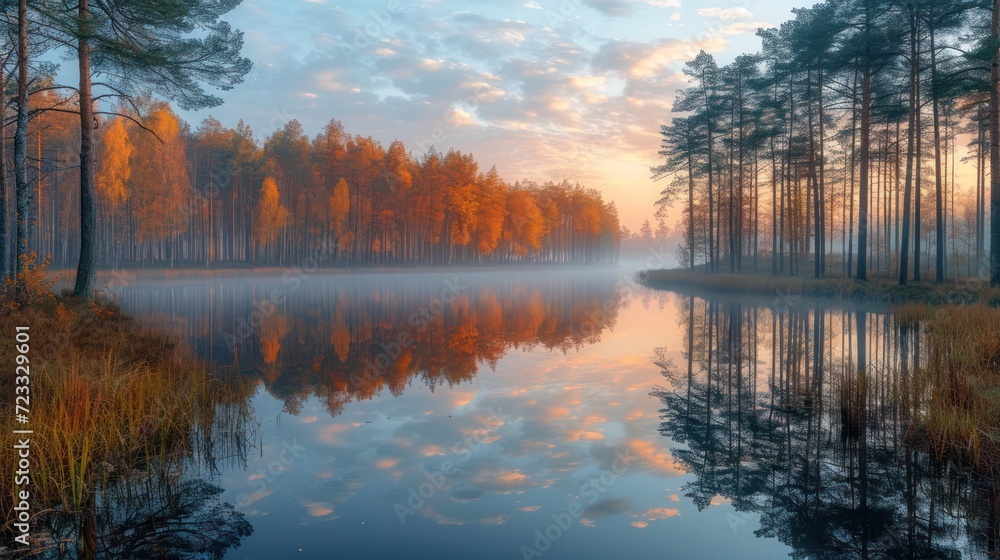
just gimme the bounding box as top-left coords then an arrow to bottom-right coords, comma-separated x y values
0,1 -> 621,302
16,100 -> 621,269
654,0 -> 1000,286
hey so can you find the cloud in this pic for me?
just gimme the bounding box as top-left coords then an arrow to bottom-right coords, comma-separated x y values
718,21 -> 775,36
450,487 -> 485,502
493,470 -> 529,486
696,7 -> 754,20
641,507 -> 680,520
188,0 -> 767,232
583,497 -> 631,520
583,0 -> 634,17
592,37 -> 728,79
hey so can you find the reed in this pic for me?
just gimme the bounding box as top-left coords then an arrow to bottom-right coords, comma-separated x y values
0,272 -> 251,542
891,302 -> 932,327
907,305 -> 1000,472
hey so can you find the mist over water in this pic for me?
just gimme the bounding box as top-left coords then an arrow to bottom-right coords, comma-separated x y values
106,269 -> 990,559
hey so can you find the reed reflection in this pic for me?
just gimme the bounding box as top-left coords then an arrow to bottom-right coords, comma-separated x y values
11,387 -> 256,560
656,297 -> 998,559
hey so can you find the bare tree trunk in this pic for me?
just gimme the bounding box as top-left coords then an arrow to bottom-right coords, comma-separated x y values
857,60 -> 872,281
914,44 -> 923,283
930,20 -> 946,283
992,0 -> 1000,287
848,68 -> 858,278
74,0 -> 96,296
705,76 -> 716,274
687,123 -> 696,271
14,0 -> 29,279
0,79 -> 8,280
900,8 -> 916,285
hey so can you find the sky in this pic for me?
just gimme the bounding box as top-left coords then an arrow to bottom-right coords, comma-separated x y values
178,0 -> 807,232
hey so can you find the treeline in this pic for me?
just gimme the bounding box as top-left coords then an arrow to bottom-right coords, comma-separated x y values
8,92 -> 620,272
99,114 -> 620,267
17,104 -> 620,268
654,0 -> 1000,286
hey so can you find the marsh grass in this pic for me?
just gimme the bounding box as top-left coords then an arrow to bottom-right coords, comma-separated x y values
892,302 -> 933,328
0,270 -> 254,549
901,305 -> 1000,473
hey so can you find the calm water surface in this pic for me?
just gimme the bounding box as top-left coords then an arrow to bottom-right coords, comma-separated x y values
111,269 -> 993,559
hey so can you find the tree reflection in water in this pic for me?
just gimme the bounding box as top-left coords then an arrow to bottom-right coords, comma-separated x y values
656,296 -> 998,559
36,473 -> 252,559
118,272 -> 628,418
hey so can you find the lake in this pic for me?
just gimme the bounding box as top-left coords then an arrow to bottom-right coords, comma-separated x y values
108,268 -> 993,559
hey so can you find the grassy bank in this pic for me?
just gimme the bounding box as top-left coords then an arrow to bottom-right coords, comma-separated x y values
639,268 -> 1000,306
896,304 -> 1000,473
0,268 -> 252,553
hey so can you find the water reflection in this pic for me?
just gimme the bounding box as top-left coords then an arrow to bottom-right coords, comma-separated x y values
657,297 -> 997,559
117,271 -> 628,417
42,473 -> 252,559
15,392 -> 256,559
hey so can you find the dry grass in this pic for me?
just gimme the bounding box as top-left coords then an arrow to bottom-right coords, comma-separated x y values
892,302 -> 932,327
908,305 -> 1000,472
0,266 -> 250,539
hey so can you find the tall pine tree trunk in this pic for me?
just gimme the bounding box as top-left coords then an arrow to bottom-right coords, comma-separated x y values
74,0 -> 96,296
930,20 -> 946,283
992,0 -> 1000,287
900,6 -> 917,285
857,61 -> 872,281
14,0 -> 29,279
0,79 -> 7,280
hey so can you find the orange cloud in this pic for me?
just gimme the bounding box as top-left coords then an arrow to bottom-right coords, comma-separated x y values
495,471 -> 528,486
628,439 -> 685,475
566,429 -> 604,441
306,503 -> 335,517
642,507 -> 680,520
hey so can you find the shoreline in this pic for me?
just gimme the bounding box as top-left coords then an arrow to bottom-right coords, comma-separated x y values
43,262 -> 626,288
638,268 -> 1000,307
